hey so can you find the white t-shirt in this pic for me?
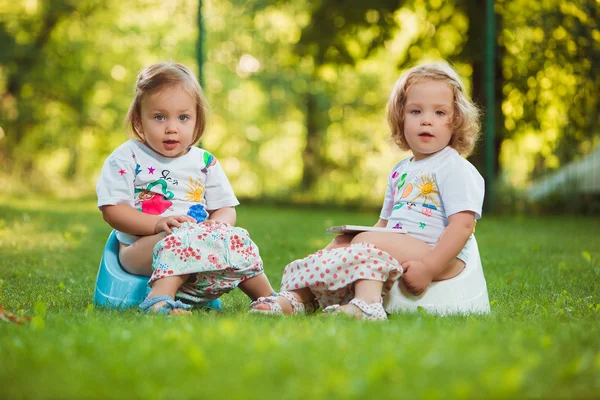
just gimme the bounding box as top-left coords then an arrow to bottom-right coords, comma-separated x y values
97,140 -> 239,244
380,146 -> 484,262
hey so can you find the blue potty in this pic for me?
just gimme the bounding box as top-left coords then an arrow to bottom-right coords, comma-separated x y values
94,230 -> 223,311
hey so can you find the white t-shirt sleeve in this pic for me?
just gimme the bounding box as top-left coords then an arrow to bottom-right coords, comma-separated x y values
96,153 -> 136,208
204,158 -> 239,210
436,158 -> 485,219
379,167 -> 396,221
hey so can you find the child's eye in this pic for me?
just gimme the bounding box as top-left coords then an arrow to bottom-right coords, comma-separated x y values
410,109 -> 421,115
436,110 -> 446,116
154,115 -> 165,121
179,115 -> 189,121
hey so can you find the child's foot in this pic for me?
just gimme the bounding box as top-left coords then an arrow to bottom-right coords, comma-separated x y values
249,291 -> 305,315
323,298 -> 387,320
250,297 -> 292,314
332,303 -> 364,319
139,295 -> 192,316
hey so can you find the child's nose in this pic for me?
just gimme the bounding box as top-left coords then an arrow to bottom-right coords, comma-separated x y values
166,120 -> 178,132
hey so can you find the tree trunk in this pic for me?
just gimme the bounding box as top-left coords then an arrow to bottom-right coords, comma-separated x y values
300,89 -> 324,191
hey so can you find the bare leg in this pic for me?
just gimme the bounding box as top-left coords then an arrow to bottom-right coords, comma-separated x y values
350,232 -> 464,280
147,275 -> 191,315
250,233 -> 347,314
119,232 -> 167,276
335,280 -> 384,318
324,234 -> 355,250
325,233 -> 462,318
354,280 -> 384,304
238,273 -> 276,301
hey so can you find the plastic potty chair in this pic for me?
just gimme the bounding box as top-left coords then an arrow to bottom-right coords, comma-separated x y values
94,230 -> 223,311
384,236 -> 491,316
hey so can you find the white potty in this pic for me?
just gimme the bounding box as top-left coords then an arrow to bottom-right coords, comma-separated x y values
384,236 -> 491,316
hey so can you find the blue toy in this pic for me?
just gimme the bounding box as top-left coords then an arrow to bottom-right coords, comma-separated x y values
94,230 -> 223,311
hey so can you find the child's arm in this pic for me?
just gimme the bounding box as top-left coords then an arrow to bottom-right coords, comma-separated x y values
374,218 -> 388,228
101,204 -> 195,235
206,206 -> 236,225
401,211 -> 475,295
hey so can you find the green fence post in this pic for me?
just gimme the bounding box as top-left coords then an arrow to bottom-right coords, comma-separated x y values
484,0 -> 496,211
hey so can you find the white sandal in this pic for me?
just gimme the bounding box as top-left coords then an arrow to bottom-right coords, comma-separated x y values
323,298 -> 388,321
249,291 -> 306,315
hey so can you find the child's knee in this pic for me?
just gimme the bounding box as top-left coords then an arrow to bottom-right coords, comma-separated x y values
326,234 -> 353,250
351,232 -> 376,244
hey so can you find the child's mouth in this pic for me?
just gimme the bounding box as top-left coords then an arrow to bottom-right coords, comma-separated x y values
418,132 -> 434,138
163,140 -> 179,150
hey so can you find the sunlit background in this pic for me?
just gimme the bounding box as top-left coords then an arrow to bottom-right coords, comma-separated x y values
0,0 -> 598,212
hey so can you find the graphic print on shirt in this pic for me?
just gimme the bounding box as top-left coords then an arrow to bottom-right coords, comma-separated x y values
401,183 -> 413,199
201,152 -> 217,173
184,177 -> 206,203
135,178 -> 174,215
397,173 -> 407,190
390,170 -> 442,233
184,176 -> 209,223
409,173 -> 440,208
392,172 -> 408,210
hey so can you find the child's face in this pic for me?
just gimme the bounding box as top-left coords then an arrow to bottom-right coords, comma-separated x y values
403,79 -> 454,161
137,85 -> 197,158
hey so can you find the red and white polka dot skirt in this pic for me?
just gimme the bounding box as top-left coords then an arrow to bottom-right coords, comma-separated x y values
280,243 -> 403,308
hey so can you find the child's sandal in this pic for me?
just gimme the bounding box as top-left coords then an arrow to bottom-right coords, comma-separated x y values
323,298 -> 388,321
139,295 -> 192,315
249,291 -> 306,315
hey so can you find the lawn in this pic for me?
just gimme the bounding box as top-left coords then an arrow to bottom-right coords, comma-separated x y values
0,197 -> 599,399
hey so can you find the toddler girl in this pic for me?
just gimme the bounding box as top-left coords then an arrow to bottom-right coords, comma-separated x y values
251,61 -> 484,320
97,62 -> 275,315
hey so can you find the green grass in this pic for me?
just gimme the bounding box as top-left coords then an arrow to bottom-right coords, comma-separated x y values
1,198 -> 599,399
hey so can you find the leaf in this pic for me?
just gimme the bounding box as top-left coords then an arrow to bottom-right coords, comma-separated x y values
34,301 -> 47,318
0,305 -> 32,325
29,315 -> 45,331
582,251 -> 591,262
84,303 -> 95,315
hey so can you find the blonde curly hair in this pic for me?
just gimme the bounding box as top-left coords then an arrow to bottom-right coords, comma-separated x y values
125,62 -> 209,146
387,62 -> 481,156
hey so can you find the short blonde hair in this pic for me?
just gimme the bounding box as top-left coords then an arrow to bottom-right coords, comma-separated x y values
387,62 -> 481,156
125,62 -> 209,146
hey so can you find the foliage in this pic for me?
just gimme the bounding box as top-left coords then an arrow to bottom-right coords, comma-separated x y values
0,0 -> 598,209
497,0 -> 600,187
0,0 -> 199,194
0,198 -> 599,398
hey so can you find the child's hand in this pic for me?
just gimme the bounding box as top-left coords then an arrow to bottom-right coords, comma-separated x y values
154,215 -> 196,234
400,260 -> 434,296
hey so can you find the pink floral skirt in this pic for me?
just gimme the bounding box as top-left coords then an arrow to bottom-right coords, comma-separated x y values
280,243 -> 403,307
150,222 -> 264,303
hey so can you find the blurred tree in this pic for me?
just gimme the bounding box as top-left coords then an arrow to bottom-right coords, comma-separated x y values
0,0 -> 199,193
0,0 -> 597,208
286,0 -> 404,192
252,0 -> 499,193
497,0 -> 600,187
0,0 -> 85,171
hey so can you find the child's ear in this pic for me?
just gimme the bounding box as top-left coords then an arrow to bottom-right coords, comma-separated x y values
133,116 -> 143,134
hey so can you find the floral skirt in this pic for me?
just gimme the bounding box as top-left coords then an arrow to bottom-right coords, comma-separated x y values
280,243 -> 403,308
150,222 -> 264,303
